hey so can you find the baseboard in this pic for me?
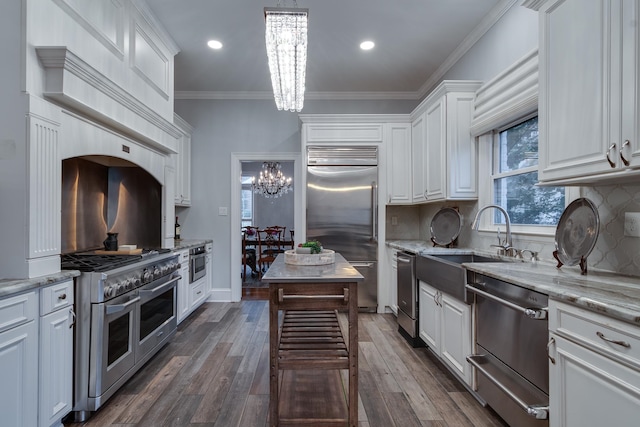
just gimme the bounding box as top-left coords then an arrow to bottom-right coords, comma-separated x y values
207,288 -> 232,302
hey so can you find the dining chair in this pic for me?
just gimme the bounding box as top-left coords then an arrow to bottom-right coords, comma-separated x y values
257,227 -> 283,272
241,227 -> 259,279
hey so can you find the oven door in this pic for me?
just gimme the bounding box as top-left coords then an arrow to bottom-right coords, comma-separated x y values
190,253 -> 206,283
89,292 -> 139,399
136,273 -> 179,364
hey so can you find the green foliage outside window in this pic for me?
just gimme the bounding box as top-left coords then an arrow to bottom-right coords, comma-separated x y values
493,117 -> 564,226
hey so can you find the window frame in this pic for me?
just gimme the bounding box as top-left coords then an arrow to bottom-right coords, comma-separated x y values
241,174 -> 254,228
476,114 -> 579,237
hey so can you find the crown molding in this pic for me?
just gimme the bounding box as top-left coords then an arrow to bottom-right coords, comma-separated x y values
417,0 -> 519,98
174,90 -> 420,101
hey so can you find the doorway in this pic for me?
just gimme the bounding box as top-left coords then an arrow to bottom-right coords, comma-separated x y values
229,153 -> 303,302
241,160 -> 295,298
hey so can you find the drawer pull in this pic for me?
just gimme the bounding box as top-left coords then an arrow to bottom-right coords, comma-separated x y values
58,293 -> 67,300
547,337 -> 556,365
596,331 -> 631,348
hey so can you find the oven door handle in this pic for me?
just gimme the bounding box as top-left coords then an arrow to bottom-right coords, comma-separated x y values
106,296 -> 140,315
139,275 -> 180,297
467,355 -> 549,420
465,285 -> 547,320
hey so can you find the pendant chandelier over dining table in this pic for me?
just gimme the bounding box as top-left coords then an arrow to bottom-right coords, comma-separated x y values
264,3 -> 308,112
252,161 -> 293,198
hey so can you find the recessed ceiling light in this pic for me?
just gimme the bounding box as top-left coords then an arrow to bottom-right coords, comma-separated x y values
360,41 -> 375,50
207,40 -> 223,50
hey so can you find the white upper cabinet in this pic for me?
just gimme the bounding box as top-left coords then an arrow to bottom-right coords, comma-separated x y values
174,114 -> 193,206
530,0 -> 640,184
386,123 -> 413,204
410,81 -> 482,203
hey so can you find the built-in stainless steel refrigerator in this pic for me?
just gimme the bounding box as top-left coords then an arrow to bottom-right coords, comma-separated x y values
306,146 -> 378,311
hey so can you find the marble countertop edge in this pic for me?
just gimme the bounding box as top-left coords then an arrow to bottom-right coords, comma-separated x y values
0,270 -> 81,299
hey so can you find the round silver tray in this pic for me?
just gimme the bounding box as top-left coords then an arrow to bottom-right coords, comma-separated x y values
430,207 -> 462,247
554,198 -> 599,273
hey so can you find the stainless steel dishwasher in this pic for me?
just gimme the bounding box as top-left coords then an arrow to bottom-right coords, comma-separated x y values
396,251 -> 421,346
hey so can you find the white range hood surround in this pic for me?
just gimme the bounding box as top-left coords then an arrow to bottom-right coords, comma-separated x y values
36,46 -> 180,158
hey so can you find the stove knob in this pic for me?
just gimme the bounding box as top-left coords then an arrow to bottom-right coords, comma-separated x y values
104,285 -> 113,298
143,269 -> 153,283
132,276 -> 141,287
123,278 -> 133,290
153,267 -> 161,279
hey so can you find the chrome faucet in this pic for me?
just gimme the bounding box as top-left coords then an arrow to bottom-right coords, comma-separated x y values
471,204 -> 513,254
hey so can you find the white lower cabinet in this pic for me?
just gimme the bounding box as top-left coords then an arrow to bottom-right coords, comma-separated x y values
548,300 -> 640,427
386,248 -> 398,314
418,280 -> 472,385
176,249 -> 190,324
39,280 -> 74,427
0,291 -> 38,427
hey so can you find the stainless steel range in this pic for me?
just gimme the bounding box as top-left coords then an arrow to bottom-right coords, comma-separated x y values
61,250 -> 180,422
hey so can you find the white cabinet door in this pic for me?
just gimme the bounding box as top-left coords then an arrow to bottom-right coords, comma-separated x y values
440,294 -> 471,384
424,97 -> 446,201
176,250 -> 190,324
411,114 -> 427,203
39,307 -> 73,427
0,314 -> 38,427
550,334 -> 640,427
418,281 -> 440,351
386,123 -> 412,204
0,291 -> 38,427
419,281 -> 472,386
387,248 -> 398,314
174,114 -> 193,206
0,321 -> 38,427
536,0 -> 640,183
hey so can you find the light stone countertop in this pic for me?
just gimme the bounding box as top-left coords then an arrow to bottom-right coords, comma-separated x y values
0,270 -> 81,299
173,239 -> 213,251
386,239 -> 640,326
262,253 -> 364,283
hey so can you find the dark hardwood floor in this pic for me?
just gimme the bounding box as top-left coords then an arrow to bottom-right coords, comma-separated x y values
66,301 -> 508,427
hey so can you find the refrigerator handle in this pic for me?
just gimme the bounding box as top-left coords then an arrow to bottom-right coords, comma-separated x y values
372,181 -> 378,242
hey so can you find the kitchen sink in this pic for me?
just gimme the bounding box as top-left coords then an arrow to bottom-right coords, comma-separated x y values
416,253 -> 508,302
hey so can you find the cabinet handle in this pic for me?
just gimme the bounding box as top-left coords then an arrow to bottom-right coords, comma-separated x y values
596,331 -> 631,348
606,143 -> 617,168
547,337 -> 556,364
424,190 -> 428,199
58,293 -> 67,300
620,140 -> 631,166
69,308 -> 76,329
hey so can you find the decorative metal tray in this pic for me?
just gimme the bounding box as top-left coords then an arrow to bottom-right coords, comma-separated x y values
553,197 -> 600,275
430,207 -> 462,247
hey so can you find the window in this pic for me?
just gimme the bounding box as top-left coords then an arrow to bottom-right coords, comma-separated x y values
241,175 -> 254,228
491,116 -> 565,227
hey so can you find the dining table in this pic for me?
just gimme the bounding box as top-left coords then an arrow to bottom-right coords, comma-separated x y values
261,252 -> 364,427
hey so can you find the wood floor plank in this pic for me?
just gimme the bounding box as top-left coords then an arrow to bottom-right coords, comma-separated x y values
211,371 -> 255,427
381,392 -> 423,427
184,341 -> 233,395
159,394 -> 203,427
357,368 -> 396,427
448,392 -> 507,427
238,394 -> 269,427
113,356 -> 190,424
362,317 -> 441,420
190,355 -> 243,423
359,341 -> 402,392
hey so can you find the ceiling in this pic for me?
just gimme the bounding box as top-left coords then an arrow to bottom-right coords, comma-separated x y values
145,0 -> 508,101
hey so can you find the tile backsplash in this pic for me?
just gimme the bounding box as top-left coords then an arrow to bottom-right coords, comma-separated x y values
385,183 -> 640,278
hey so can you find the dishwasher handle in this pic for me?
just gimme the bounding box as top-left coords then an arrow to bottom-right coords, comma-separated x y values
465,285 -> 547,320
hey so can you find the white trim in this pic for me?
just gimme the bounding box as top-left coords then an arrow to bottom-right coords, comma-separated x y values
230,152 -> 303,302
471,49 -> 539,136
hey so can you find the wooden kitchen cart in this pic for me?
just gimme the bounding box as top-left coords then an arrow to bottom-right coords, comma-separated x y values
262,253 -> 363,427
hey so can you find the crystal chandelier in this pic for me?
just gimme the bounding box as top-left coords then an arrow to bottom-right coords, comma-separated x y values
252,162 -> 293,198
264,4 -> 308,112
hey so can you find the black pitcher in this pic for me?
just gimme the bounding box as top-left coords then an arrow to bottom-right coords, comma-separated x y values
103,232 -> 118,251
